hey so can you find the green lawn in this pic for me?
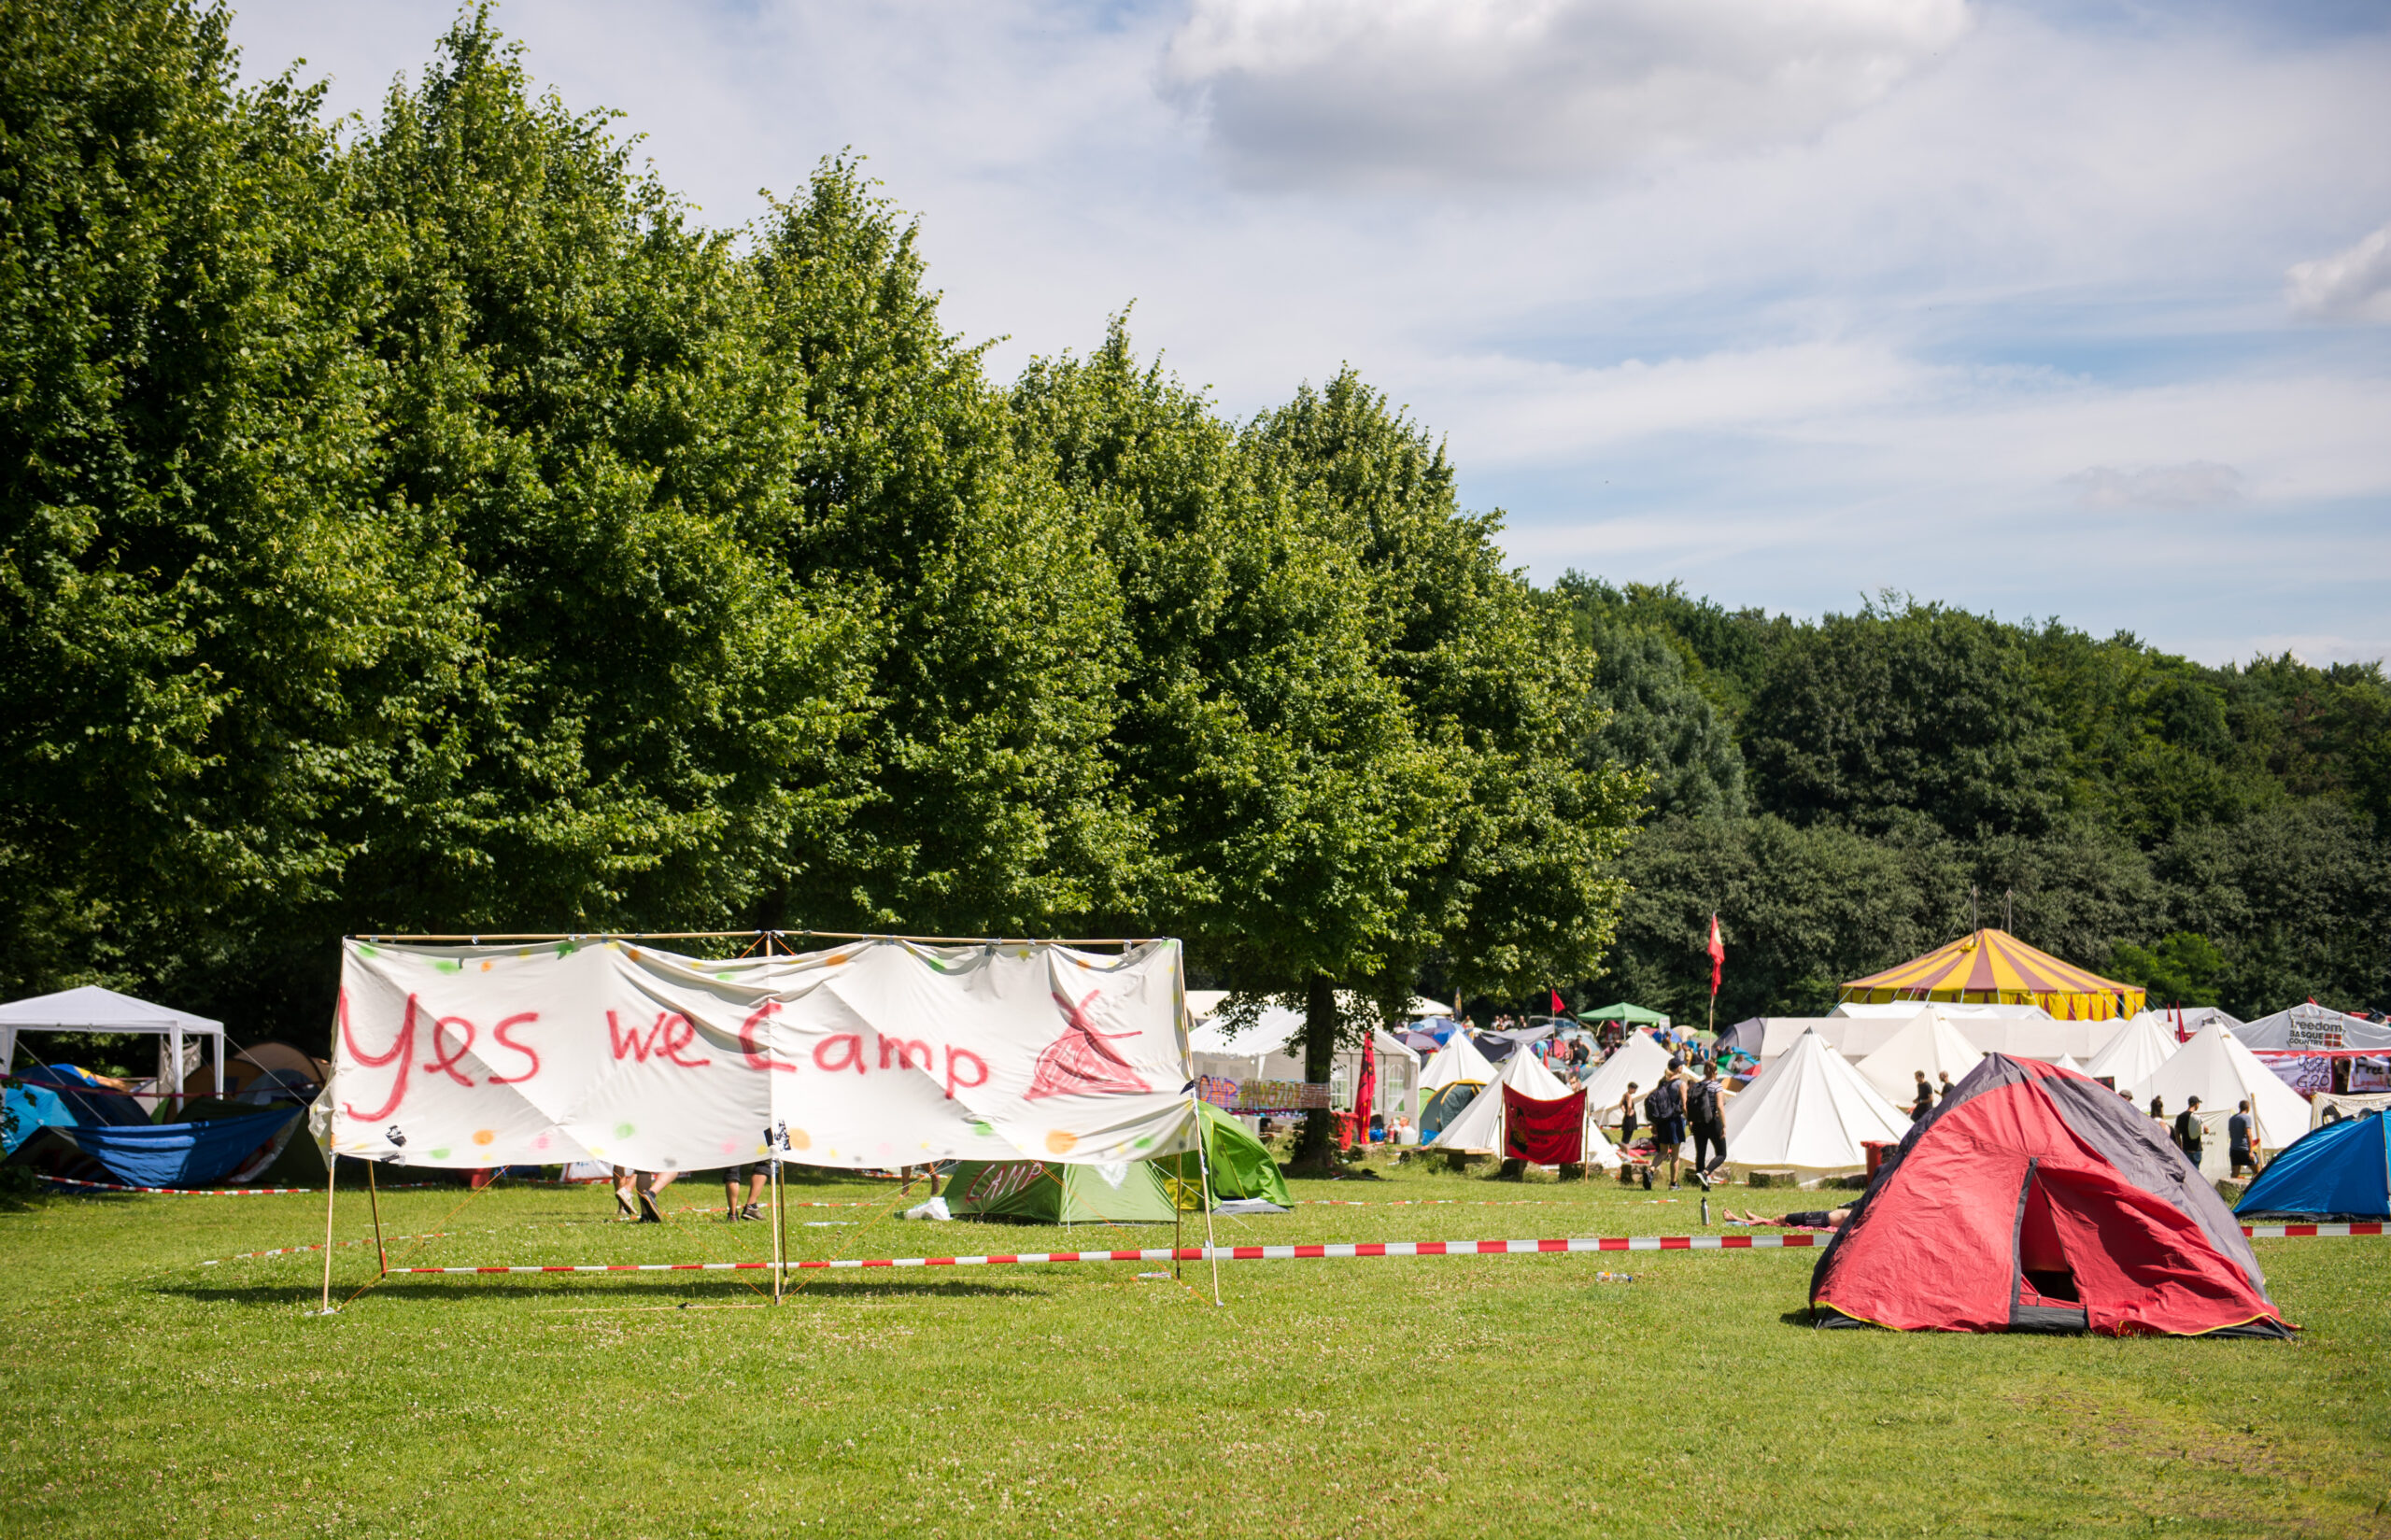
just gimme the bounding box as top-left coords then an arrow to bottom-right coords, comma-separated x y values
1,1157 -> 2384,1539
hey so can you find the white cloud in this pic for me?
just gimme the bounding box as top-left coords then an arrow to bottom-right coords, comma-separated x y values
1159,0 -> 1970,187
2064,461 -> 2247,511
2287,223 -> 2391,322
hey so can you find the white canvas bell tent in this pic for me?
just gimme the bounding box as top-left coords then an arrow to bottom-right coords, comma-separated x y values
2052,1054 -> 2085,1074
2129,1021 -> 2312,1170
1722,1028 -> 1912,1172
1429,1046 -> 1620,1168
1855,1011 -> 1986,1104
1417,1031 -> 1498,1136
1580,1030 -> 1674,1125
2083,1011 -> 2179,1088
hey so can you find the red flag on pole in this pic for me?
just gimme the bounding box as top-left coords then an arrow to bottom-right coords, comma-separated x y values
1549,988 -> 1564,1015
1706,914 -> 1725,998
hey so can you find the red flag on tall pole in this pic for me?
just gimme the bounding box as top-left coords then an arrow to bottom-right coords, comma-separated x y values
1549,988 -> 1564,1015
1707,914 -> 1725,998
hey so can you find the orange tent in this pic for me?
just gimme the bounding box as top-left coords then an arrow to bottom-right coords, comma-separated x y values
1841,928 -> 2144,1022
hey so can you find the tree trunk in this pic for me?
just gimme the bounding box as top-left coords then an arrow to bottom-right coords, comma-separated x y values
1288,974 -> 1341,1176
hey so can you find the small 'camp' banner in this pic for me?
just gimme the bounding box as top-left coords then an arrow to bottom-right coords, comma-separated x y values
330,938 -> 1195,1172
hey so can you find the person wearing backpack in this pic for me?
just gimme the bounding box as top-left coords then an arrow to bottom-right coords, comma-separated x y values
1686,1062 -> 1729,1189
1644,1069 -> 1688,1190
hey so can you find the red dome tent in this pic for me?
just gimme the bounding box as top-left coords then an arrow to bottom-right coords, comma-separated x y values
1810,1055 -> 2289,1337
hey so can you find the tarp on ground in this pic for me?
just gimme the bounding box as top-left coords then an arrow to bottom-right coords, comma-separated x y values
1842,928 -> 2144,1022
943,1158 -> 1179,1223
1722,1029 -> 1912,1171
2234,1111 -> 2389,1220
1856,1011 -> 1987,1104
2129,1022 -> 2312,1165
7,1109 -> 300,1188
2083,1013 -> 2181,1089
328,937 -> 1196,1172
1810,1055 -> 2288,1337
2233,1004 -> 2391,1053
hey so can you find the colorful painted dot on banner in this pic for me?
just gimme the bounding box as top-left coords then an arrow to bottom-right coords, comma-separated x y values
787,1128 -> 812,1151
1045,1130 -> 1079,1155
714,972 -> 736,982
719,1138 -> 740,1155
532,1134 -> 551,1152
970,1121 -> 995,1137
429,1148 -> 450,1160
1133,1137 -> 1152,1150
357,943 -> 379,959
479,960 -> 493,972
432,958 -> 462,974
626,948 -> 642,962
615,1122 -> 636,1139
472,1130 -> 495,1146
555,940 -> 576,956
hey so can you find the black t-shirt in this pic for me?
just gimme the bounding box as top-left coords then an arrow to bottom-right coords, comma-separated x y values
2174,1109 -> 2203,1151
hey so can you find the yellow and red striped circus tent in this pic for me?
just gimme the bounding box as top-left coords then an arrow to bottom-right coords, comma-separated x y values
1840,928 -> 2144,1022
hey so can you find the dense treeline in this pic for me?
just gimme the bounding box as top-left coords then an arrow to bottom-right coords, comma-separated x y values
0,4 -> 1636,1166
1563,580 -> 2391,1024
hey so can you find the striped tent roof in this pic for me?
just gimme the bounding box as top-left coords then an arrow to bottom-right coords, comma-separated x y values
1841,928 -> 2144,1022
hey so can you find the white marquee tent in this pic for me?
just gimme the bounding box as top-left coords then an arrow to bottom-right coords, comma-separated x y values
0,985 -> 226,1096
1854,1011 -> 1986,1104
1722,1028 -> 1913,1172
1580,1031 -> 1675,1126
2129,1021 -> 2312,1173
2082,1011 -> 2180,1088
2233,1003 -> 2391,1053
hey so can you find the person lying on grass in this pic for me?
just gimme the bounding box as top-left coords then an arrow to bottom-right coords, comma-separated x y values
1729,1208 -> 1851,1229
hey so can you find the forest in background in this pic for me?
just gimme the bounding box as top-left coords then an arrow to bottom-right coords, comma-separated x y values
4,3 -> 2384,1080
1569,580 -> 2391,1025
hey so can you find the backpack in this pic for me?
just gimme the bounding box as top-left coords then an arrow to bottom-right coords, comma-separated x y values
1687,1081 -> 1722,1125
1645,1080 -> 1683,1122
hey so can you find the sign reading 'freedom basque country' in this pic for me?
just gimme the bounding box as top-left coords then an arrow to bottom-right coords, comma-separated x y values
327,938 -> 1196,1171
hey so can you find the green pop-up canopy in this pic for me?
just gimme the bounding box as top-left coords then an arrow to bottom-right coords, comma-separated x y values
1580,1002 -> 1671,1028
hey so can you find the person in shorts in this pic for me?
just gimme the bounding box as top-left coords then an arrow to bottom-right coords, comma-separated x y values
723,1162 -> 769,1222
1643,1073 -> 1687,1189
2228,1101 -> 2257,1178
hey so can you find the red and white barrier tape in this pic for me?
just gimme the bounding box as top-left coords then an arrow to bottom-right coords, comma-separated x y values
2241,1222 -> 2384,1238
47,1175 -> 322,1196
373,1222 -> 2384,1277
385,1233 -> 1826,1275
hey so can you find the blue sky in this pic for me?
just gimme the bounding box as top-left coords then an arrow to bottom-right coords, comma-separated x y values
231,0 -> 2391,665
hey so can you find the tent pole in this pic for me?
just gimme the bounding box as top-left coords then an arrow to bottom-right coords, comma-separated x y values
771,1155 -> 785,1306
1173,1153 -> 1183,1280
317,1152 -> 339,1313
1186,1089 -> 1224,1307
366,1159 -> 387,1278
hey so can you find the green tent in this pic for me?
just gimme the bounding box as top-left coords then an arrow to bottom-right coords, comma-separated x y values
1150,1103 -> 1291,1208
949,1105 -> 1289,1222
1580,1001 -> 1671,1028
945,1158 -> 1180,1224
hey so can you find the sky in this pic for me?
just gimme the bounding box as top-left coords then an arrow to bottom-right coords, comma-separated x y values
227,0 -> 2391,666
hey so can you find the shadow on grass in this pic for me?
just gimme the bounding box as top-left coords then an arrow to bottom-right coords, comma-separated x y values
151,1276 -> 1053,1307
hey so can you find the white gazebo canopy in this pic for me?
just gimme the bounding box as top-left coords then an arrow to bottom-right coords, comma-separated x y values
0,985 -> 226,1095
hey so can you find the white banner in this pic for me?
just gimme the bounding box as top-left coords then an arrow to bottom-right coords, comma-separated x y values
329,938 -> 1196,1171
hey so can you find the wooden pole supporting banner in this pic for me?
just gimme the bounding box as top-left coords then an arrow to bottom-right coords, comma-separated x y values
771,1155 -> 786,1306
316,1153 -> 339,1313
367,1160 -> 387,1278
1185,1088 -> 1224,1307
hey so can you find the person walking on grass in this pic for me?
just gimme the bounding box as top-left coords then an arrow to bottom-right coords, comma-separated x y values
613,1166 -> 672,1223
1643,1071 -> 1687,1190
1687,1062 -> 1729,1189
2173,1096 -> 2204,1167
2228,1101 -> 2257,1178
723,1163 -> 768,1222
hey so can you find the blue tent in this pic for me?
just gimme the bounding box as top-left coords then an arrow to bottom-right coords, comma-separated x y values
2235,1111 -> 2390,1220
9,1109 -> 299,1189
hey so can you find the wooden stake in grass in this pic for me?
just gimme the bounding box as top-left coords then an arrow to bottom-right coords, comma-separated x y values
366,1159 -> 387,1278
317,1150 -> 339,1313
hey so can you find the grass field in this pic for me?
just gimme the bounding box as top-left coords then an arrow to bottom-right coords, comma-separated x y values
1,1156 -> 2384,1539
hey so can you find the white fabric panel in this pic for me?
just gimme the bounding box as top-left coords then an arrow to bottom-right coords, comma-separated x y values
1854,1013 -> 1986,1103
330,938 -> 1196,1171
